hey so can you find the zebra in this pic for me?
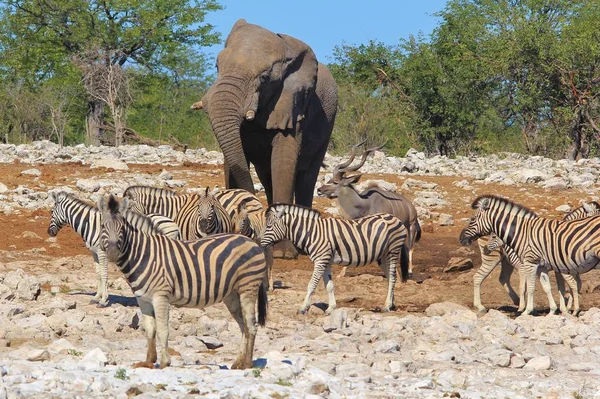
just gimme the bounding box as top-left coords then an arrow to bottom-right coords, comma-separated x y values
47,191 -> 180,307
232,200 -> 275,291
123,186 -> 204,240
98,194 -> 268,370
260,203 -> 409,314
212,187 -> 264,218
197,187 -> 235,236
473,201 -> 600,314
460,194 -> 600,315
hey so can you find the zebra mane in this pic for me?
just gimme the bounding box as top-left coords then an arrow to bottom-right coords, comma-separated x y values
56,191 -> 96,211
123,185 -> 176,197
269,203 -> 322,219
105,195 -> 161,233
471,194 -> 537,217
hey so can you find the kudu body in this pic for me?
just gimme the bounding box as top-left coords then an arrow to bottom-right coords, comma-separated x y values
318,140 -> 421,277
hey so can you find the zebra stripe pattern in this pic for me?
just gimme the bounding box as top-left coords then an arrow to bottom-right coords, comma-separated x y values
47,191 -> 180,307
197,187 -> 235,235
473,201 -> 600,314
460,194 -> 600,315
99,195 -> 267,370
261,203 -> 409,314
123,186 -> 204,240
213,188 -> 264,218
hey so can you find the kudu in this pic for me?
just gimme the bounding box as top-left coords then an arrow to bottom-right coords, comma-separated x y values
318,140 -> 421,278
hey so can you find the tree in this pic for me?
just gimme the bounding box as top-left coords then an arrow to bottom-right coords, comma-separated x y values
0,0 -> 221,144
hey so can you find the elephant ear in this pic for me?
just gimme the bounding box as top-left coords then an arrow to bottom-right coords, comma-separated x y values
265,33 -> 318,131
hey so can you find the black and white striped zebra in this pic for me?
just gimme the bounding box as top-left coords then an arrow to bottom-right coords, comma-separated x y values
232,200 -> 276,291
460,194 -> 600,315
123,186 -> 204,240
197,187 -> 235,236
47,191 -> 180,307
473,201 -> 600,314
260,203 -> 409,314
213,188 -> 264,218
98,195 -> 267,370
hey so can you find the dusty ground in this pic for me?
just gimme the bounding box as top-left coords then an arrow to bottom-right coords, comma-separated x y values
5,160 -> 600,318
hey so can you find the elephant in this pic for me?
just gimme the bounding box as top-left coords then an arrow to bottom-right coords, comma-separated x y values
194,19 -> 338,258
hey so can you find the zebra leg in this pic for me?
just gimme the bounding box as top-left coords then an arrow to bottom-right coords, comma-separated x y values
382,254 -> 398,312
523,261 -> 539,315
323,265 -> 337,315
96,250 -> 110,308
233,288 -> 260,369
224,292 -> 251,369
554,270 -> 569,314
263,246 -> 275,291
90,251 -> 102,304
473,239 -> 501,313
499,257 -> 519,306
299,259 -> 329,314
563,273 -> 582,316
538,269 -> 558,315
338,267 -> 347,278
133,297 -> 157,369
152,294 -> 171,369
517,266 -> 528,313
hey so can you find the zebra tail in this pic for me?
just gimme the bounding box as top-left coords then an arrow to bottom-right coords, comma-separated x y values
258,281 -> 268,327
399,245 -> 410,282
414,221 -> 422,243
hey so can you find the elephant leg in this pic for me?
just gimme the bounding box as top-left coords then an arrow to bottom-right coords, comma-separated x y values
294,137 -> 329,207
271,132 -> 300,259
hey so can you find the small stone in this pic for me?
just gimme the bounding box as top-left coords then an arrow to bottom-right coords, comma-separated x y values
322,309 -> 348,332
443,257 -> 473,272
80,348 -> 108,368
158,170 -> 173,180
90,158 -> 129,171
21,231 -> 43,240
438,214 -> 454,226
374,339 -> 401,353
555,204 -> 571,213
0,183 -> 9,194
21,168 -> 41,177
76,179 -> 101,193
524,355 -> 552,370
47,338 -> 77,354
198,336 -> 223,349
510,354 -> 526,368
26,348 -> 50,362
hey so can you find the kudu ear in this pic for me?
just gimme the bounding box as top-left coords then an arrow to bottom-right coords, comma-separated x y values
343,174 -> 362,185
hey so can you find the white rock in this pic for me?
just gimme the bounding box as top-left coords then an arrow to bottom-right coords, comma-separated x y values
0,183 -> 8,194
401,178 -> 439,190
555,204 -> 571,213
21,168 -> 41,176
80,348 -> 108,368
90,158 -> 129,171
76,179 -> 101,193
524,355 -> 552,370
510,169 -> 548,184
438,213 -> 454,226
26,349 -> 50,362
47,339 -> 77,355
374,339 -> 401,353
322,309 -> 348,332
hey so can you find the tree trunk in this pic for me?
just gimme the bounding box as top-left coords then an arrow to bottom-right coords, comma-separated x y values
87,100 -> 105,146
567,108 -> 585,161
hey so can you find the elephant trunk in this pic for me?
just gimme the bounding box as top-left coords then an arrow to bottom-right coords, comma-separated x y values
209,79 -> 255,193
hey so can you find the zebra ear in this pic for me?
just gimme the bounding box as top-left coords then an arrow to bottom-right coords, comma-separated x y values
478,197 -> 491,210
119,197 -> 129,214
51,191 -> 58,202
204,186 -> 210,196
210,185 -> 220,196
97,195 -> 109,213
274,206 -> 285,218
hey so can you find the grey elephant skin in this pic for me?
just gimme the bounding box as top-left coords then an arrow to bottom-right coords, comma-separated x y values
198,19 -> 338,209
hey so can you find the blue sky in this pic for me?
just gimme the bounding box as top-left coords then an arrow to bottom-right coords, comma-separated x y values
203,0 -> 449,64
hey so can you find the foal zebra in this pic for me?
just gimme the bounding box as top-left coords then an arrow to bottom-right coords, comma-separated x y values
261,204 -> 409,314
47,191 -> 180,307
473,201 -> 600,314
232,200 -> 275,291
460,195 -> 600,315
123,186 -> 204,240
99,195 -> 268,370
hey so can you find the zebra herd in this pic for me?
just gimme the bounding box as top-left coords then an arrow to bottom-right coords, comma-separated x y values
461,195 -> 600,316
48,182 -> 412,369
47,171 -> 600,370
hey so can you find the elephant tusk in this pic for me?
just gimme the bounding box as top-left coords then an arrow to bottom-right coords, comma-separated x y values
245,110 -> 255,121
190,100 -> 203,110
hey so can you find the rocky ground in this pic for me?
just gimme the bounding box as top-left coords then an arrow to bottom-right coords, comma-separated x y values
2,141 -> 600,398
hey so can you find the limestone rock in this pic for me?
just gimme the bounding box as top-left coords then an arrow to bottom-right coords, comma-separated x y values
21,168 -> 41,177
438,213 -> 454,226
444,257 -> 473,272
524,355 -> 552,370
90,158 -> 129,171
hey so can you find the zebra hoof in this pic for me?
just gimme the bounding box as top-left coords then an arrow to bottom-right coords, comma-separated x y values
297,308 -> 308,315
476,308 -> 488,315
96,302 -> 110,308
89,299 -> 99,305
